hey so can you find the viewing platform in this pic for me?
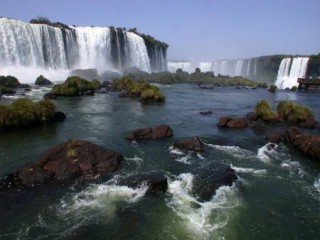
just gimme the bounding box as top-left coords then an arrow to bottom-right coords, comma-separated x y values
297,77 -> 320,91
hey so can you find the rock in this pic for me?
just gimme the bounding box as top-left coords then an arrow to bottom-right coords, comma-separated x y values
126,124 -> 173,141
299,117 -> 317,129
124,172 -> 168,193
48,111 -> 66,122
0,140 -> 123,190
200,110 -> 212,116
246,112 -> 258,121
266,130 -> 283,143
35,75 -> 52,86
20,84 -> 31,88
43,92 -> 57,100
173,137 -> 204,152
283,127 -> 320,160
217,116 -> 232,127
226,117 -> 248,128
152,125 -> 173,139
191,164 -> 238,202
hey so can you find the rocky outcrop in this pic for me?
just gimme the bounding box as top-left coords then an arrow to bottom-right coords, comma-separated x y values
0,140 -> 123,190
200,110 -> 212,116
266,127 -> 320,161
126,124 -> 173,141
217,116 -> 248,128
173,137 -> 204,152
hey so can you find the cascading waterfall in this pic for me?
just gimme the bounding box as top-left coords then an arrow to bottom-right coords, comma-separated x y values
235,60 -> 244,76
0,17 -> 166,82
275,57 -> 309,89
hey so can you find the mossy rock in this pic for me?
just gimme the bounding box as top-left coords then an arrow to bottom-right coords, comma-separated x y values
35,75 -> 52,86
52,76 -> 95,96
255,100 -> 278,122
0,75 -> 21,88
277,100 -> 314,122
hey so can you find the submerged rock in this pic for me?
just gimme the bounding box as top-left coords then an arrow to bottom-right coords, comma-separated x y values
200,110 -> 212,116
191,164 -> 238,202
0,140 -> 123,190
122,171 -> 168,193
126,124 -> 173,141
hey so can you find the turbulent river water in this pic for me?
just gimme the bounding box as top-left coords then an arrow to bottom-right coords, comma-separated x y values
0,84 -> 320,239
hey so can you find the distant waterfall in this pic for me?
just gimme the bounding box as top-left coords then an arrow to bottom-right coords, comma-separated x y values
275,57 -> 309,89
0,17 -> 167,82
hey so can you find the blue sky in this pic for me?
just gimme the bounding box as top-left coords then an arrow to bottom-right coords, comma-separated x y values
1,0 -> 319,61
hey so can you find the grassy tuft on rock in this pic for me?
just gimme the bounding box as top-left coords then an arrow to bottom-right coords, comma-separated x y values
277,100 -> 314,121
255,100 -> 278,122
52,76 -> 99,96
0,98 -> 56,130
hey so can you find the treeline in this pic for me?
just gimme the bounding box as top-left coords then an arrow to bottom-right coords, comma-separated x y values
127,68 -> 267,87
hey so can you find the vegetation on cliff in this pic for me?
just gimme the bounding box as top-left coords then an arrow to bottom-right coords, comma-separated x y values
29,17 -> 71,29
113,76 -> 165,101
0,98 -> 57,130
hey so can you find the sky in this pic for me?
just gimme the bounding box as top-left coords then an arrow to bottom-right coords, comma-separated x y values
1,0 -> 319,61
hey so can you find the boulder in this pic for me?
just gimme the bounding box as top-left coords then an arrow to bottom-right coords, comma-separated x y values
217,116 -> 232,127
35,75 -> 52,86
173,137 -> 204,152
0,140 -> 123,190
191,164 -> 238,202
298,117 -> 318,129
123,171 -> 168,193
126,124 -> 173,141
43,92 -> 57,100
49,111 -> 66,122
283,127 -> 320,160
226,117 -> 248,128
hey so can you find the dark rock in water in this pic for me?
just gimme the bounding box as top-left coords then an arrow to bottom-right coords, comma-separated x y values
0,140 -> 123,190
123,171 -> 168,193
49,111 -> 66,122
217,116 -> 232,127
217,116 -> 248,128
173,137 -> 204,152
24,88 -> 31,92
199,85 -> 214,90
226,117 -> 248,128
119,91 -> 128,98
298,117 -> 318,129
283,127 -> 320,161
43,92 -> 57,100
266,130 -> 283,143
246,112 -> 258,121
191,164 -> 238,202
126,124 -> 173,141
200,110 -> 212,116
35,75 -> 52,86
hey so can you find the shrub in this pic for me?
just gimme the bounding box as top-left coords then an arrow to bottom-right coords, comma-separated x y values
268,84 -> 277,93
0,75 -> 20,88
255,100 -> 277,122
277,100 -> 313,121
52,76 -> 94,96
0,98 -> 56,130
291,86 -> 297,91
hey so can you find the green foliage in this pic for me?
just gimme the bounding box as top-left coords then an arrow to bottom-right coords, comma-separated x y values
52,76 -> 95,96
29,17 -> 70,29
0,98 -> 56,130
0,75 -> 20,88
268,84 -> 277,92
291,86 -> 297,91
113,76 -> 165,102
90,79 -> 101,90
277,100 -> 314,121
255,100 -> 278,122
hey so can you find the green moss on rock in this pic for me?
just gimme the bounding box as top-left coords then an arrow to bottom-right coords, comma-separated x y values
52,76 -> 96,96
255,100 -> 278,122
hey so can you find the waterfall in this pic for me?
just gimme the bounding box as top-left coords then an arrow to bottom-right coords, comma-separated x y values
246,59 -> 251,76
0,17 -> 166,82
235,60 -> 244,76
275,57 -> 309,89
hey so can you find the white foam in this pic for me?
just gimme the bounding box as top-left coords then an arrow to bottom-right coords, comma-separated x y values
169,146 -> 184,156
125,156 -> 144,165
257,143 -> 278,163
205,143 -> 252,159
281,161 -> 305,177
314,177 -> 320,193
166,173 -> 239,238
231,165 -> 267,175
175,155 -> 192,165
